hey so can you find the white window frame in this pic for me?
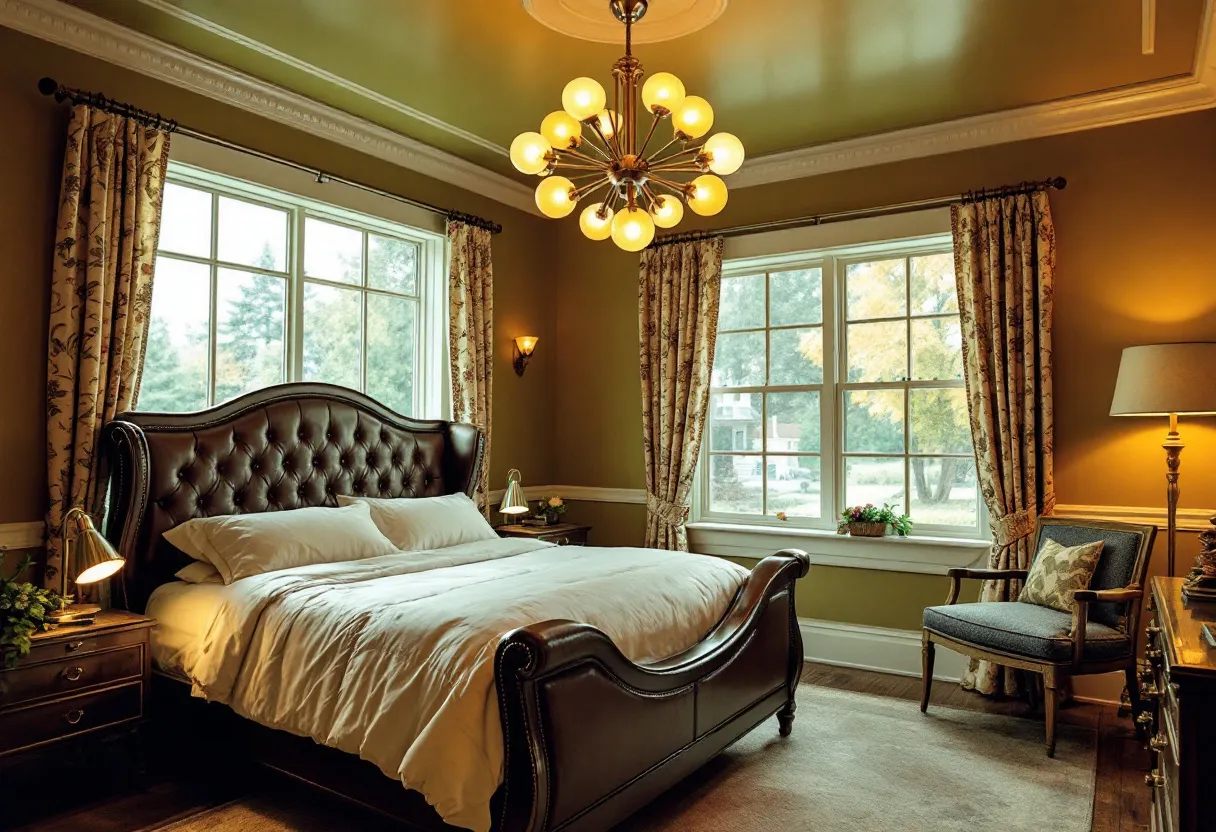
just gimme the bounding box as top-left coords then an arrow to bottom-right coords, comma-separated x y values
691,233 -> 991,571
145,161 -> 448,418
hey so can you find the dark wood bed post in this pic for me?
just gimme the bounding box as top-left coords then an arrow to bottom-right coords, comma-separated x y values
99,383 -> 811,832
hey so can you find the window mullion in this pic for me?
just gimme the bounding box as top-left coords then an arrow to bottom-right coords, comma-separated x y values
207,190 -> 219,406
288,208 -> 306,383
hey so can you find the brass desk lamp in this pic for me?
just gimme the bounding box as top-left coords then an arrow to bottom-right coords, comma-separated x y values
47,507 -> 125,625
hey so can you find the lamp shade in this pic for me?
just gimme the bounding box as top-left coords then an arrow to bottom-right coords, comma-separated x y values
499,468 -> 530,515
1110,343 -> 1216,416
68,512 -> 125,585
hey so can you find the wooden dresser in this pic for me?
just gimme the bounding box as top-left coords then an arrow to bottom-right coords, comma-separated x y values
0,610 -> 153,761
1142,577 -> 1216,832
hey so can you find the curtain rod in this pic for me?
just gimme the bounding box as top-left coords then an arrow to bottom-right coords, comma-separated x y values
650,176 -> 1067,248
37,77 -> 503,235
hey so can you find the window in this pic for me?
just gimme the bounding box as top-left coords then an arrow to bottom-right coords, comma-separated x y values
139,165 -> 446,417
701,237 -> 982,537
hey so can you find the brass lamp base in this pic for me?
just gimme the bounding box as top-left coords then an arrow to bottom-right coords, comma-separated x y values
47,603 -> 102,626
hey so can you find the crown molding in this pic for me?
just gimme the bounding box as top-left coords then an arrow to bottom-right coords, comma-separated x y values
0,0 -> 539,214
732,0 -> 1216,188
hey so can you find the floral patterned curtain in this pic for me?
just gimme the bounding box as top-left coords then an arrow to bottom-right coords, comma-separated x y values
448,221 -> 494,515
952,190 -> 1057,696
638,238 -> 723,551
45,104 -> 172,589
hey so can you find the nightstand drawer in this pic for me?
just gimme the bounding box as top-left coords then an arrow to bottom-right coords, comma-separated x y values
0,682 -> 142,754
1,646 -> 143,705
540,529 -> 588,546
25,629 -> 138,665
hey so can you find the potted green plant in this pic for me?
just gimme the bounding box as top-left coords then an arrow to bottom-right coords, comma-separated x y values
2,555 -> 70,670
837,503 -> 913,538
536,496 -> 568,526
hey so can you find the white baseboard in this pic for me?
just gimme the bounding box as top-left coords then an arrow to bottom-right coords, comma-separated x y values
799,617 -> 1124,704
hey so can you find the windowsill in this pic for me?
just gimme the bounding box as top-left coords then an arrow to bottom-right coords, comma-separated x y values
686,521 -> 990,575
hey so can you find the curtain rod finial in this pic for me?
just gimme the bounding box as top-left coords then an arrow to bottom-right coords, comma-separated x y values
1050,176 -> 1067,190
37,77 -> 59,97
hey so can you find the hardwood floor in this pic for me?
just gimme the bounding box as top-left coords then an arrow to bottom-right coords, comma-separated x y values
12,663 -> 1151,832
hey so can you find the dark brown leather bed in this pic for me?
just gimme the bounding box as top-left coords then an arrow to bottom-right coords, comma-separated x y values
100,382 -> 809,832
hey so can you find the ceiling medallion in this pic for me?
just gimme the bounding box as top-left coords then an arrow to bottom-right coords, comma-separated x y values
522,0 -> 727,45
511,0 -> 743,251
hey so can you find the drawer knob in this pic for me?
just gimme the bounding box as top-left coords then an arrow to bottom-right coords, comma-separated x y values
64,709 -> 85,725
66,641 -> 84,652
1136,712 -> 1155,728
1145,770 -> 1164,789
556,537 -> 569,546
62,666 -> 84,682
1140,682 -> 1161,700
1145,623 -> 1162,637
1149,733 -> 1169,752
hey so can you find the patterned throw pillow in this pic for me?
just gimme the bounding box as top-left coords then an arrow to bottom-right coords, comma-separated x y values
1019,538 -> 1106,613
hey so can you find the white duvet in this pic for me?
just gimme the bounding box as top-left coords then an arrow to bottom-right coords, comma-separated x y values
180,538 -> 749,832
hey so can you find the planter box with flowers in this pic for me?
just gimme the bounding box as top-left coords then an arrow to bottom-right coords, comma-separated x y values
837,503 -> 913,538
535,495 -> 567,526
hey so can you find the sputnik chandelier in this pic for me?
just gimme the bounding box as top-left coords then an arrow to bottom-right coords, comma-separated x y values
510,0 -> 744,251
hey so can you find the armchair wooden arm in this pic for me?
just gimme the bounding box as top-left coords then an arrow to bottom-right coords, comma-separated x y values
1069,585 -> 1143,668
943,568 -> 1030,605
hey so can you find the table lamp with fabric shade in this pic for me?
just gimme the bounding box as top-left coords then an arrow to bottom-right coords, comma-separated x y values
499,469 -> 530,516
1110,343 -> 1216,577
47,506 -> 125,625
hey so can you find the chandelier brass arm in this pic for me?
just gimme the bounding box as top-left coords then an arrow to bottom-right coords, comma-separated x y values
510,0 -> 743,250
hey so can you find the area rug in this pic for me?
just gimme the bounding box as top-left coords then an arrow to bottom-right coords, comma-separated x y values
149,686 -> 1096,832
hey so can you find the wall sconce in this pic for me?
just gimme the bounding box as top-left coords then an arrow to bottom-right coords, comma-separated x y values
513,336 -> 538,376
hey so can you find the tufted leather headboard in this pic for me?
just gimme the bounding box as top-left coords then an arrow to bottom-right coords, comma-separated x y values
101,383 -> 485,613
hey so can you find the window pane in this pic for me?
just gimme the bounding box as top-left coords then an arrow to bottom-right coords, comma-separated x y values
708,455 -> 763,514
158,183 -> 212,257
911,316 -> 963,380
217,197 -> 288,271
844,390 -> 905,453
845,457 -> 905,512
909,388 -> 971,454
767,457 -> 820,518
304,218 -> 363,284
303,283 -> 362,388
215,268 -> 285,403
766,391 -> 819,453
910,253 -> 958,316
368,234 -> 418,294
769,268 -> 822,326
718,274 -> 765,331
366,294 -> 416,415
846,258 -> 906,320
769,326 -> 823,385
712,331 -> 765,387
710,393 -> 760,451
846,320 -> 907,382
139,258 -> 210,412
911,456 -> 977,528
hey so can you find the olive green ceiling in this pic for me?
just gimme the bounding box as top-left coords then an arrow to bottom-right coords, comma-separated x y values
66,0 -> 1204,182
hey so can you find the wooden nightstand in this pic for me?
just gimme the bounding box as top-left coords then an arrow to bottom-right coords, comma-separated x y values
0,610 -> 153,760
497,522 -> 591,546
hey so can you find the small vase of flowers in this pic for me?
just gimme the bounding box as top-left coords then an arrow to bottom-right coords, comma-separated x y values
837,503 -> 913,538
2,555 -> 70,670
537,496 -> 567,525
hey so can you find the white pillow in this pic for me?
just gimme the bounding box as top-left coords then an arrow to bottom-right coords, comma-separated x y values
336,493 -> 498,551
162,502 -> 397,584
174,561 -> 223,584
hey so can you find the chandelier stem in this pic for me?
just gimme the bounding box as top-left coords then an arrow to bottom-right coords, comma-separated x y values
637,112 -> 662,160
557,147 -> 609,167
649,175 -> 692,195
574,178 -> 611,200
581,138 -> 613,162
589,179 -> 616,214
650,144 -> 701,166
650,163 -> 704,173
649,135 -> 681,160
553,162 -> 609,171
588,118 -> 621,161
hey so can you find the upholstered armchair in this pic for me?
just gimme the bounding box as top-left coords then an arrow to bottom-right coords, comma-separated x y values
920,517 -> 1156,756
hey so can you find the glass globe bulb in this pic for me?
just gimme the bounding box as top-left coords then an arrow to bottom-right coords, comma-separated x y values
687,174 -> 728,216
579,203 -> 614,241
650,194 -> 684,228
540,111 -> 582,149
672,96 -> 714,139
562,77 -> 607,122
703,132 -> 745,176
611,206 -> 655,252
509,132 -> 552,175
595,110 -> 619,140
641,72 -> 686,114
535,176 -> 577,219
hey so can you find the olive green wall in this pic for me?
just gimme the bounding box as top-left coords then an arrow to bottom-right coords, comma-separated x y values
553,109 -> 1216,631
0,27 -> 556,575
